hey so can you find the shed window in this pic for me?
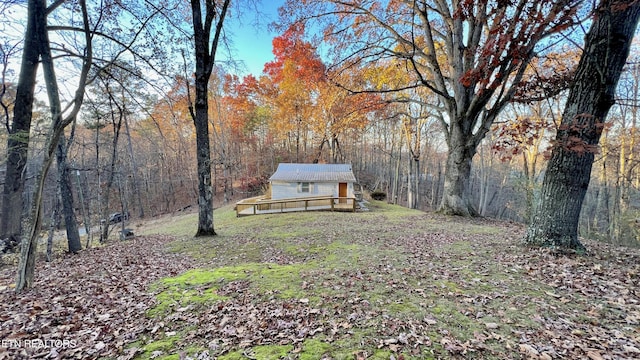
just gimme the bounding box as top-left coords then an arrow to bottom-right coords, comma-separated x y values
298,182 -> 310,193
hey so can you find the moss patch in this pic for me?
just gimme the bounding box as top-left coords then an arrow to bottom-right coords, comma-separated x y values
298,338 -> 332,360
218,344 -> 293,360
149,262 -> 318,316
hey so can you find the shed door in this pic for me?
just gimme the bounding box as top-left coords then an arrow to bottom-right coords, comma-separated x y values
339,183 -> 347,203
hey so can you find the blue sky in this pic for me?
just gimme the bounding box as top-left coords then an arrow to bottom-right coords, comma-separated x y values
223,0 -> 286,77
3,1 -> 286,84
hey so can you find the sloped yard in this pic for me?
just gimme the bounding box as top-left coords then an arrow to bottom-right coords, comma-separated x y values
1,201 -> 639,359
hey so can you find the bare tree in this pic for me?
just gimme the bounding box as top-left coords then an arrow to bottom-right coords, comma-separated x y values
16,0 -> 93,291
186,0 -> 231,236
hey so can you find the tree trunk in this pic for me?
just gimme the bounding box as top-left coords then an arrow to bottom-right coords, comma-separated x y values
123,113 -> 144,218
193,72 -> 216,236
193,45 -> 216,236
0,0 -> 39,248
56,134 -> 82,253
46,190 -> 61,262
525,0 -> 640,251
407,156 -> 419,209
189,0 -> 230,237
439,125 -> 477,216
76,170 -> 92,249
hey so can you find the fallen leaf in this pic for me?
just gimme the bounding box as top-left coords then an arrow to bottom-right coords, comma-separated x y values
519,344 -> 539,357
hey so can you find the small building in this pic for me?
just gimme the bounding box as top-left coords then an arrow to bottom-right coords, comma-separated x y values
235,163 -> 358,216
269,163 -> 357,200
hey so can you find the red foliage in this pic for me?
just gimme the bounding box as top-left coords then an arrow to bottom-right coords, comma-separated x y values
492,116 -> 553,162
263,23 -> 326,86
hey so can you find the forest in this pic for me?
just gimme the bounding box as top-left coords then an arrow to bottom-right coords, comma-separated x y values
1,0 -> 639,286
1,0 -> 640,358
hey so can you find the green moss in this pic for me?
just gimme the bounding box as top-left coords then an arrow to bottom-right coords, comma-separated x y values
149,262 -> 317,316
436,280 -> 463,293
385,301 -> 424,316
156,356 -> 179,360
253,344 -> 294,359
217,350 -> 245,360
217,345 -> 293,360
299,338 -> 332,360
130,336 -> 181,359
370,349 -> 394,359
143,336 -> 178,353
444,241 -> 473,253
364,200 -> 423,216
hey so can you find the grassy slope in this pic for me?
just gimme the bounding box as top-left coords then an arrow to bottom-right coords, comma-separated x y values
132,201 -> 640,360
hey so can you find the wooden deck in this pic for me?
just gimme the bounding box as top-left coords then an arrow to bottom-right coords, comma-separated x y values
235,195 -> 357,216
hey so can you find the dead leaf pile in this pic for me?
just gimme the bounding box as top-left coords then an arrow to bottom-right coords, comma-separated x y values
0,235 -> 197,359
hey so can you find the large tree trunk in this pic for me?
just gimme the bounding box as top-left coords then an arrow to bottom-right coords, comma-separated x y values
192,23 -> 216,236
0,0 -> 39,249
525,0 -> 640,251
194,102 -> 216,236
439,124 -> 478,216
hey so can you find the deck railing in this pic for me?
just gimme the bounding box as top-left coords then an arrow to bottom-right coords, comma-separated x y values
235,195 -> 357,216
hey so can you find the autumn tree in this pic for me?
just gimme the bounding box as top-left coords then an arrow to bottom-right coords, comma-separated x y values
492,112 -> 553,221
282,0 -> 583,216
525,0 -> 640,251
222,74 -> 259,142
309,67 -> 379,164
221,73 -> 280,189
264,23 -> 326,162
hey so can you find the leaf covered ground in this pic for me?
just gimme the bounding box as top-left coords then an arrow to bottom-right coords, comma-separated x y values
0,201 -> 639,359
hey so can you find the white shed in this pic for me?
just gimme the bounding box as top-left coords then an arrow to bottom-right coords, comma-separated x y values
268,163 -> 357,200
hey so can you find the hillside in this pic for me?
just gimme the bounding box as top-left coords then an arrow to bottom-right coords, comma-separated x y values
1,202 -> 639,359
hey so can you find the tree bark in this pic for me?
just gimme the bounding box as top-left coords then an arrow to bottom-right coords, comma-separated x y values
439,123 -> 478,216
123,113 -> 145,218
189,0 -> 230,237
0,0 -> 39,248
56,134 -> 82,253
525,0 -> 640,251
46,189 -> 61,262
100,109 -> 122,242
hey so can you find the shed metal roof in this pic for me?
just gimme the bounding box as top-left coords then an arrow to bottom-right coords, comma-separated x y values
269,163 -> 357,182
